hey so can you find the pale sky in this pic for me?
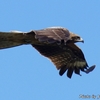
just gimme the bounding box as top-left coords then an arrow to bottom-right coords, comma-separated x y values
0,0 -> 99,100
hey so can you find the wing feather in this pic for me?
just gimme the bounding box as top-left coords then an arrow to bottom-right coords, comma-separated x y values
59,65 -> 68,76
67,67 -> 73,78
74,67 -> 81,75
32,43 -> 89,78
34,28 -> 70,44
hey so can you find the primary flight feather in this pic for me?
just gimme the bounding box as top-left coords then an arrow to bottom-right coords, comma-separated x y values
0,27 -> 95,78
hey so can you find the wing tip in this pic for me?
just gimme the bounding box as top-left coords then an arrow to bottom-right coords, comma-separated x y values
59,66 -> 68,76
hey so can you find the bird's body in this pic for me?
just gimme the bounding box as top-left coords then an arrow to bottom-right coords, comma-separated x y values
0,27 -> 95,78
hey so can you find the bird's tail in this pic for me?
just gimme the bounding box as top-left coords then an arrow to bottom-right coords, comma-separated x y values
0,31 -> 35,49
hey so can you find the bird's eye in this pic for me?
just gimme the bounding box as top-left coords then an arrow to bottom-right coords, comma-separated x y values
76,36 -> 80,39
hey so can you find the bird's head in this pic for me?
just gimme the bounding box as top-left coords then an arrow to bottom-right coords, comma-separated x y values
68,32 -> 84,43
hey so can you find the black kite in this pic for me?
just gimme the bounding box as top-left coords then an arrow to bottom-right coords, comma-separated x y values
0,27 -> 95,78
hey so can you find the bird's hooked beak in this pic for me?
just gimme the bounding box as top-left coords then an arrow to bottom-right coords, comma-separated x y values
79,37 -> 84,43
73,36 -> 84,43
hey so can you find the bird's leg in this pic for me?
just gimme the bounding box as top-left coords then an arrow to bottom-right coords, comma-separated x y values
84,65 -> 95,74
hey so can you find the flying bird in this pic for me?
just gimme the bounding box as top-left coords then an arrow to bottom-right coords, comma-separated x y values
0,27 -> 95,78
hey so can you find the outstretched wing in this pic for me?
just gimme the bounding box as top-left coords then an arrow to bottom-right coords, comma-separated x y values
32,43 -> 89,78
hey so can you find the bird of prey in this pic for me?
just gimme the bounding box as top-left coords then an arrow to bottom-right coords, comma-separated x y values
0,27 -> 95,78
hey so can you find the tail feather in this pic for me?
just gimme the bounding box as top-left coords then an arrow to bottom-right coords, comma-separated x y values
0,31 -> 25,49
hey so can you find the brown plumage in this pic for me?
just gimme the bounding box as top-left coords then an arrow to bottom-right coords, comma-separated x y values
0,27 -> 95,78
